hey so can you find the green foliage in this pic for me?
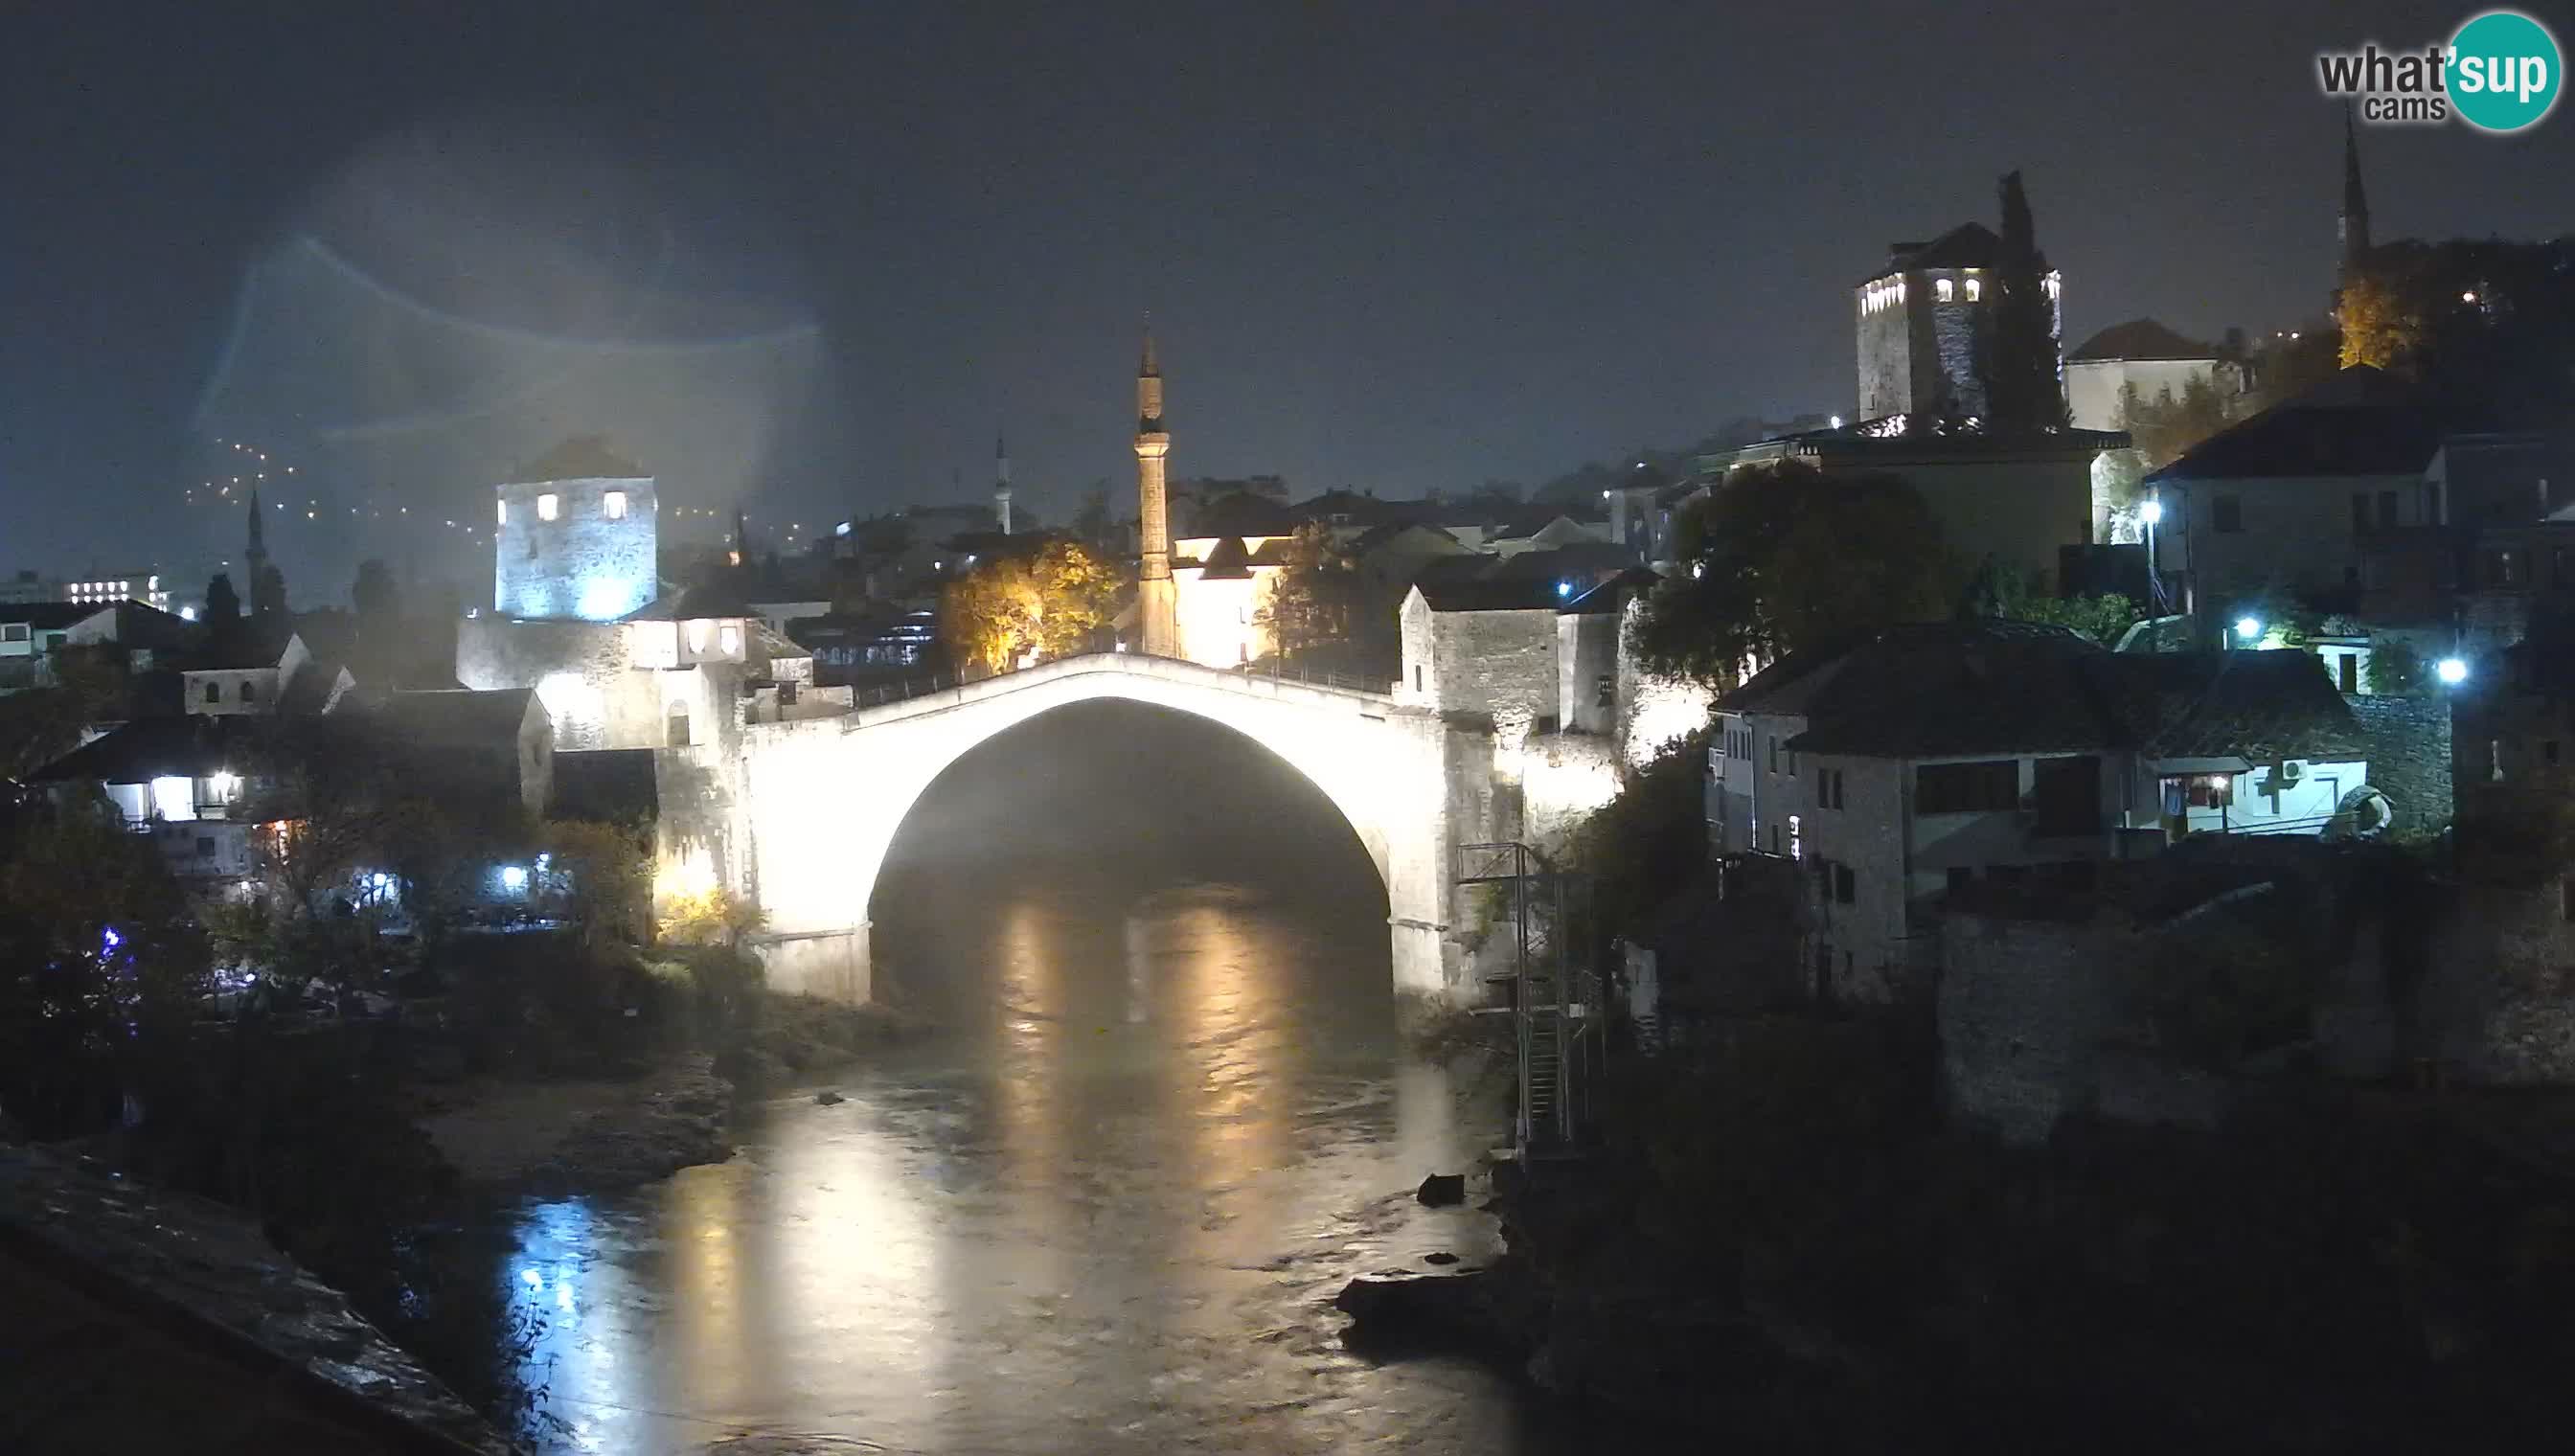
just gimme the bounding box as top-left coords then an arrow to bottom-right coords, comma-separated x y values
657,884 -> 767,948
1971,565 -> 2140,646
1566,729 -> 1715,938
2338,238 -> 2575,426
940,537 -> 1120,673
1631,463 -> 1961,688
1254,520 -> 1355,663
540,817 -> 651,951
0,802 -> 207,1136
2364,636 -> 2429,696
2117,375 -> 2236,471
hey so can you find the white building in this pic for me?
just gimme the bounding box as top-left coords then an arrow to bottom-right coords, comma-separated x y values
2063,319 -> 2236,433
1713,623 -> 2369,1004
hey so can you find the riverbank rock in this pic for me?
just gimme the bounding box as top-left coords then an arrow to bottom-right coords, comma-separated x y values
1417,1172 -> 1467,1206
422,1053 -> 736,1197
814,1089 -> 845,1105
1334,1263 -> 1535,1356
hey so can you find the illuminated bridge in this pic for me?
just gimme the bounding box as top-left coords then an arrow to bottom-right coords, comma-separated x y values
688,650 -> 1595,1010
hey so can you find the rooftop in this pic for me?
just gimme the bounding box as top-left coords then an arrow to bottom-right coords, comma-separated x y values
2145,365 -> 2442,484
1860,221 -> 2006,284
514,434 -> 645,483
2069,318 -> 2218,363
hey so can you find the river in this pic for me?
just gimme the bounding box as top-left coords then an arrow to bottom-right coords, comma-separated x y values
493,702 -> 1585,1453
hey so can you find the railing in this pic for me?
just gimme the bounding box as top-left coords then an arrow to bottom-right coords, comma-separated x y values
839,651 -> 1393,710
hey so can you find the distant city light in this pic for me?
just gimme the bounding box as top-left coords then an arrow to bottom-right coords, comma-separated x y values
2462,290 -> 2478,304
2234,616 -> 2263,641
2437,656 -> 2470,686
102,926 -> 122,952
178,605 -> 197,621
2139,498 -> 2164,525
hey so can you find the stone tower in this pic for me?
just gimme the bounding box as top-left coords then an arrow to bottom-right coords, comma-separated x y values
1133,325 -> 1179,657
492,435 -> 659,622
1853,222 -> 2063,422
2338,108 -> 2372,276
994,427 -> 1014,536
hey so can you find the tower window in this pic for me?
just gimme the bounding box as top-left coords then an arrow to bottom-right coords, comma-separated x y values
537,492 -> 559,522
1936,278 -> 1954,303
1964,278 -> 1982,302
496,499 -> 508,526
604,490 -> 627,520
204,680 -> 221,704
718,623 -> 741,656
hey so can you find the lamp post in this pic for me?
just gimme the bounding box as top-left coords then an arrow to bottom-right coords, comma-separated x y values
2140,496 -> 2164,620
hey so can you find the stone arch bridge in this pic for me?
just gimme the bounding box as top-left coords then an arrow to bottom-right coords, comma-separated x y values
675,652 -> 1615,1009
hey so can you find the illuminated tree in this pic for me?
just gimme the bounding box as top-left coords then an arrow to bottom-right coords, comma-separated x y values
1254,522 -> 1354,665
2337,270 -> 2427,372
1630,463 -> 1962,688
540,818 -> 651,954
940,538 -> 1118,674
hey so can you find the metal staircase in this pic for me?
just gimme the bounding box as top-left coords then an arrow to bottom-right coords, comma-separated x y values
1455,842 -> 1599,1157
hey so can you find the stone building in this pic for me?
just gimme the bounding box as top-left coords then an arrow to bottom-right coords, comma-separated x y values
1854,223 -> 2062,421
491,436 -> 658,624
2063,319 -> 2236,433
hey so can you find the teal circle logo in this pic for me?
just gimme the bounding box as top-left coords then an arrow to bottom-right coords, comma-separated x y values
2450,11 -> 2562,132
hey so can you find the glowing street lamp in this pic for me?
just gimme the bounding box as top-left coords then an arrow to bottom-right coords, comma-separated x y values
2234,616 -> 2264,643
2436,656 -> 2470,686
2138,498 -> 2163,526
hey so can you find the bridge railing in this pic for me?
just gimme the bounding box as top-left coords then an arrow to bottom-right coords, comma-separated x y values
840,652 -> 1392,710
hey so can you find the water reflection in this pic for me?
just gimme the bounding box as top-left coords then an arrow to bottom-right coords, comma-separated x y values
497,877 -> 1551,1453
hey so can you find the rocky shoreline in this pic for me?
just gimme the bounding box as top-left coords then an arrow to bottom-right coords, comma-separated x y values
420,1053 -> 738,1200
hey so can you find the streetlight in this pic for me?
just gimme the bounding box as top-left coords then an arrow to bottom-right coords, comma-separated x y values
2235,616 -> 2264,643
2436,656 -> 2469,686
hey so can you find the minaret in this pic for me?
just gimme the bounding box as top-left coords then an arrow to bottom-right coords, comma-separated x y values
2338,108 -> 2372,275
1133,323 -> 1179,657
244,486 -> 268,579
993,426 -> 1014,536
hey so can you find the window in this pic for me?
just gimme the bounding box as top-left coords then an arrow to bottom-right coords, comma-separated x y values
0,624 -> 25,643
239,681 -> 257,703
1834,863 -> 1855,905
1768,739 -> 1778,774
2212,495 -> 2244,534
204,680 -> 221,703
2351,492 -> 2371,531
1595,673 -> 1614,709
1915,760 -> 2018,814
1414,666 -> 1424,692
2377,490 -> 2399,529
667,705 -> 692,747
496,498 -> 508,526
1819,767 -> 1845,808
1964,277 -> 1982,302
2161,773 -> 2235,809
1788,749 -> 1799,778
718,623 -> 741,656
2486,548 -> 2521,587
1787,814 -> 1802,861
537,492 -> 559,521
1935,278 -> 1954,303
604,489 -> 627,520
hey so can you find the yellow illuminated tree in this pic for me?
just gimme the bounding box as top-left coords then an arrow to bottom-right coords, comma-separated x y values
2338,269 -> 2427,371
940,539 -> 1118,674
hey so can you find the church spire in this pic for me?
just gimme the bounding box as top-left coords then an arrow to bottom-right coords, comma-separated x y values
2339,107 -> 2372,273
245,486 -> 267,563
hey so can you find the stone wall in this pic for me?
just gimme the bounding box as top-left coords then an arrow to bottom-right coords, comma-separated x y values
1927,299 -> 1987,417
456,616 -> 663,750
1427,606 -> 1560,737
1856,289 -> 1911,418
2427,883 -> 2575,1085
1937,912 -> 2126,1145
494,474 -> 657,622
2345,692 -> 2452,831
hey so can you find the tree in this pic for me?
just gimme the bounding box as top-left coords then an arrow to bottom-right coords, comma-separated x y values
1254,521 -> 1353,665
540,818 -> 651,954
1629,463 -> 1962,688
1071,481 -> 1116,549
2119,375 -> 2236,472
2337,269 -> 2428,373
352,558 -> 399,624
939,538 -> 1119,674
2363,636 -> 2429,696
0,800 -> 207,1136
1970,565 -> 2141,646
1976,171 -> 2068,432
252,562 -> 288,621
656,885 -> 766,949
2337,239 -> 2575,426
205,571 -> 241,624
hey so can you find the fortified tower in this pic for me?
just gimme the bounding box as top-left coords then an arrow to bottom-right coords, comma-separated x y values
1133,327 -> 1179,657
1855,222 -> 2062,421
492,435 -> 658,622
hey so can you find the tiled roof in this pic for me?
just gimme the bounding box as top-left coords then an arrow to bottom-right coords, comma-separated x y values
516,434 -> 644,482
1739,622 -> 2363,764
1860,222 -> 2004,283
2069,318 -> 2217,363
369,689 -> 538,749
29,715 -> 275,784
1414,577 -> 1566,612
2145,366 -> 2441,483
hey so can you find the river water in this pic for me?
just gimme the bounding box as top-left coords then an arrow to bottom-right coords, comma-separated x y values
495,703 -> 1581,1453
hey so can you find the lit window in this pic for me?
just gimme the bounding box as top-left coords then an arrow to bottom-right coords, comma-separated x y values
496,499 -> 508,526
1964,278 -> 1982,302
1936,278 -> 1954,303
718,623 -> 741,655
686,619 -> 710,653
604,490 -> 627,519
537,492 -> 559,521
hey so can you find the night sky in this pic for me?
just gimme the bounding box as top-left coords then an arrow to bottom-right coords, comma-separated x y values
4,1 -> 2570,600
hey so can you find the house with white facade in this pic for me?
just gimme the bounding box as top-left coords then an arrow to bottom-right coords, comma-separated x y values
1713,622 -> 2369,1003
2063,319 -> 2237,433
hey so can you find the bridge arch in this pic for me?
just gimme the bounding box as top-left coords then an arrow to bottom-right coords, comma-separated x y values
721,653 -> 1469,1006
